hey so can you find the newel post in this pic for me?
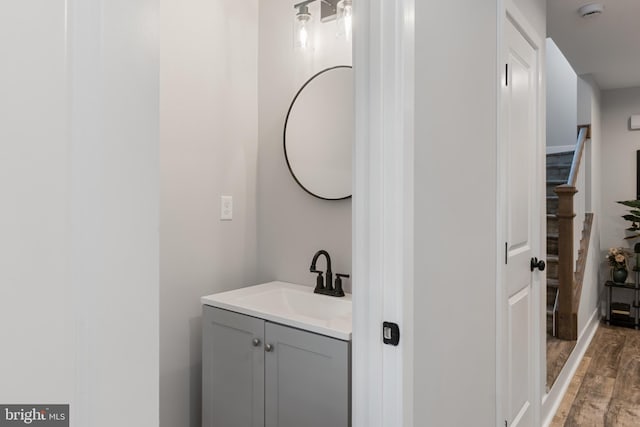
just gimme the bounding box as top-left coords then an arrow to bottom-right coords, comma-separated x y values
555,184 -> 578,340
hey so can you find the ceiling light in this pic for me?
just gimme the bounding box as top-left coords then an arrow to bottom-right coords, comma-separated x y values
578,3 -> 604,18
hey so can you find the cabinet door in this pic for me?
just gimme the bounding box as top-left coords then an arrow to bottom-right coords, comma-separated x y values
265,323 -> 350,427
203,307 -> 264,427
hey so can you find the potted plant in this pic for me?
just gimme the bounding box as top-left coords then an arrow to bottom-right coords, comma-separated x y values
617,200 -> 640,239
616,200 -> 640,268
607,247 -> 630,283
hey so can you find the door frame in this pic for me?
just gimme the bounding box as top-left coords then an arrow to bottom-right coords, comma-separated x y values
352,0 -> 415,426
496,1 -> 546,426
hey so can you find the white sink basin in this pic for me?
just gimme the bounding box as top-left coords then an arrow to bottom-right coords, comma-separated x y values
201,281 -> 352,340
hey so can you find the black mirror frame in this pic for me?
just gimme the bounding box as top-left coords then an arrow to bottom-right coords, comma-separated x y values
283,65 -> 353,201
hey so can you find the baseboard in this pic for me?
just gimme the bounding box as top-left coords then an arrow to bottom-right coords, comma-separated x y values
541,307 -> 600,427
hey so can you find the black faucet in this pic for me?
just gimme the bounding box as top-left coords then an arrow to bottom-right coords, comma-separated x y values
310,250 -> 333,295
310,250 -> 348,297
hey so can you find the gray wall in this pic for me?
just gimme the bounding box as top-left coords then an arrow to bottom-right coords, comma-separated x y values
546,38 -> 577,147
257,0 -> 353,289
159,0 -> 259,426
601,87 -> 640,251
595,87 -> 640,326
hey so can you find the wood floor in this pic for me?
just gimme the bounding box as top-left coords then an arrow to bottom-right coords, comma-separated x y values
547,334 -> 576,391
550,323 -> 640,427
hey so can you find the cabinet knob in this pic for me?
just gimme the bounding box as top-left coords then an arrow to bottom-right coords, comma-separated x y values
252,338 -> 261,347
264,343 -> 273,352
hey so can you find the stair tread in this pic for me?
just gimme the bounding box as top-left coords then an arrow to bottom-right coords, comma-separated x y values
547,214 -> 558,219
547,255 -> 559,262
547,307 -> 555,315
546,179 -> 566,184
546,150 -> 574,157
547,233 -> 559,240
548,278 -> 559,288
547,195 -> 559,200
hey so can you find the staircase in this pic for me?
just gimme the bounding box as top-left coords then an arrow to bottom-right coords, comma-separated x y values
546,151 -> 574,336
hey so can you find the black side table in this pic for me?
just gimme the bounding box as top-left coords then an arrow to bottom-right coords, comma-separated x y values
605,276 -> 640,329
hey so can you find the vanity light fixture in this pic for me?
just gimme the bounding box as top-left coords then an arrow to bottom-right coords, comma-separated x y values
294,2 -> 313,50
336,0 -> 353,41
293,0 -> 348,50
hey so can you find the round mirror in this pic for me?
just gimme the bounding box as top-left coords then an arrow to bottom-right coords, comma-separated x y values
284,66 -> 353,200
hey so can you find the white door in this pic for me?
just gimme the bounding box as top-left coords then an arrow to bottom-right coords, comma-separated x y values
501,16 -> 542,427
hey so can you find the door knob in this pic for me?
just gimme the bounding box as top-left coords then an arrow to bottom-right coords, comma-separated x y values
530,257 -> 546,272
252,338 -> 261,347
264,344 -> 273,352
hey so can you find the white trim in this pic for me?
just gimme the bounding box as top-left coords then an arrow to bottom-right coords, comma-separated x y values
495,3 -> 505,424
352,0 -> 414,426
497,2 -> 546,426
535,16 -> 547,427
399,2 -> 415,426
541,308 -> 600,427
546,145 -> 576,155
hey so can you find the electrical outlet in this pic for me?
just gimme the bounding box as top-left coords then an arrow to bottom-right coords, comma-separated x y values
220,195 -> 232,220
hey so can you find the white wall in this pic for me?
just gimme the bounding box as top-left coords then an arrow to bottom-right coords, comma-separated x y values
578,75 -> 599,211
257,0 -> 352,288
412,0 -> 525,424
411,1 -> 546,425
0,0 -> 73,404
601,87 -> 640,253
546,38 -> 577,147
0,1 -> 160,426
71,2 -> 160,424
577,75 -> 602,332
578,77 -> 592,125
159,0 -> 259,426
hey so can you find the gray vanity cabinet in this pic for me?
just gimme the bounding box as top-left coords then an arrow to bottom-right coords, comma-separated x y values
203,306 -> 265,427
203,306 -> 350,427
265,322 -> 350,427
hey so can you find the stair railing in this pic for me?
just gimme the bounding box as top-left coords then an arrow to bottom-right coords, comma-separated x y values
552,291 -> 558,337
554,125 -> 590,340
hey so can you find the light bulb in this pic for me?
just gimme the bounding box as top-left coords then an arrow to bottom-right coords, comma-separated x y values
299,21 -> 309,48
336,0 -> 352,41
294,5 -> 313,50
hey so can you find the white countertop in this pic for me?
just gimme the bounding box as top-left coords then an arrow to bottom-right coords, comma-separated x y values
201,281 -> 352,341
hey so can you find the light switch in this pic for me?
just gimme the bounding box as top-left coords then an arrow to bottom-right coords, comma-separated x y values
631,115 -> 640,130
220,195 -> 232,220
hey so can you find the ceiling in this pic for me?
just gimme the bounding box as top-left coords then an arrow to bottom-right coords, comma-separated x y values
547,0 -> 640,90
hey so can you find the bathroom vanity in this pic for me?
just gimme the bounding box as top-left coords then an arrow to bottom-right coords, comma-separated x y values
201,282 -> 351,427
